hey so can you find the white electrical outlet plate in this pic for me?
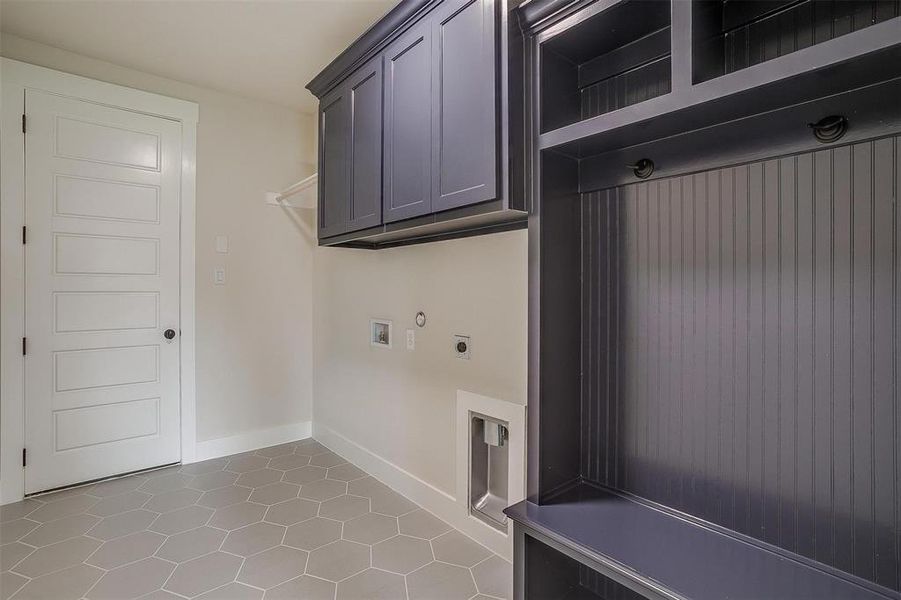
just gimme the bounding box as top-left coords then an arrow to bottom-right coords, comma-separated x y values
454,335 -> 470,359
406,329 -> 415,350
214,267 -> 226,285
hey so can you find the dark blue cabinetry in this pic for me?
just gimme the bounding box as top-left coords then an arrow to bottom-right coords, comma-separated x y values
383,18 -> 433,223
347,58 -> 384,232
431,0 -> 498,212
317,85 -> 350,239
318,56 -> 384,238
310,0 -> 525,247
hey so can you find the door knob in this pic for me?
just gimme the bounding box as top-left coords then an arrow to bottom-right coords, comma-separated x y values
164,329 -> 177,340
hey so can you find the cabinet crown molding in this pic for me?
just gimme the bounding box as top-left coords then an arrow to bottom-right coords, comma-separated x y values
306,0 -> 438,98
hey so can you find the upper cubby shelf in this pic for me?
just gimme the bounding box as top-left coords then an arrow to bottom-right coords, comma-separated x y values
539,0 -> 672,132
693,0 -> 901,83
529,0 -> 901,159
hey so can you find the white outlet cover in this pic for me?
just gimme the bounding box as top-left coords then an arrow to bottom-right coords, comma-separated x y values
215,235 -> 229,253
213,267 -> 226,285
406,329 -> 415,350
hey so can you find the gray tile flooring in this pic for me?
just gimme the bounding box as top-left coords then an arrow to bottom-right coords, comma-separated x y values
0,439 -> 512,600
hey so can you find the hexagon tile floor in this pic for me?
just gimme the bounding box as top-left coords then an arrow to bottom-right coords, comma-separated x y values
0,438 -> 513,600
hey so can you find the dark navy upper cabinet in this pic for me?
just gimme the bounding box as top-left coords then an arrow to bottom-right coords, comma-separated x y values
347,57 -> 384,231
307,0 -> 527,248
385,0 -> 499,222
383,19 -> 433,223
317,56 -> 383,238
317,86 -> 349,239
431,0 -> 497,212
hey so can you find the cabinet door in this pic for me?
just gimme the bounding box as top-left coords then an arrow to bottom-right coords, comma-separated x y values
383,19 -> 433,223
347,57 -> 384,232
318,86 -> 350,238
431,0 -> 497,212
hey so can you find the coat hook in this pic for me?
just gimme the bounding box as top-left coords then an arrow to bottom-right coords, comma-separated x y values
626,158 -> 655,179
808,115 -> 848,143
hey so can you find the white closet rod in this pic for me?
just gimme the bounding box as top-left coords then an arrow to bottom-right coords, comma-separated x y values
265,173 -> 317,207
274,173 -> 317,202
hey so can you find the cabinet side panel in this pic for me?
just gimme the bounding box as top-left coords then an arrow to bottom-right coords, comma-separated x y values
537,150 -> 582,500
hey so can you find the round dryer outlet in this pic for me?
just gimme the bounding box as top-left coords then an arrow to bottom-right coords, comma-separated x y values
454,335 -> 471,360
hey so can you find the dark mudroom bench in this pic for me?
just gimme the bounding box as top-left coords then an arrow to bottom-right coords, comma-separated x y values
506,485 -> 899,600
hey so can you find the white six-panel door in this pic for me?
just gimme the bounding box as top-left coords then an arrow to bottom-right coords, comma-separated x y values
24,89 -> 182,493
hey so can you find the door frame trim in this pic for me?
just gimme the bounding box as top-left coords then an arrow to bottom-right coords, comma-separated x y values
0,58 -> 198,503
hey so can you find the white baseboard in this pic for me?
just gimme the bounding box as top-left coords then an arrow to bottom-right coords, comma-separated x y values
193,421 -> 312,462
313,421 -> 513,560
0,480 -> 17,506
0,422 -> 312,505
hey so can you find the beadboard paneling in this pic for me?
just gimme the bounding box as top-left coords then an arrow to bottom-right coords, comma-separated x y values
579,56 -> 671,122
722,0 -> 901,75
580,135 -> 900,590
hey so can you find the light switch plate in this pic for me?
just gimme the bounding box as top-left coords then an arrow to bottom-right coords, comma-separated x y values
214,267 -> 226,285
215,235 -> 229,254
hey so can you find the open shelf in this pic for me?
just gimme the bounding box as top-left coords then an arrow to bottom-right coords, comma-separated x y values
539,0 -> 672,132
693,0 -> 901,83
508,485 -> 898,600
536,19 -> 901,157
522,531 -> 641,600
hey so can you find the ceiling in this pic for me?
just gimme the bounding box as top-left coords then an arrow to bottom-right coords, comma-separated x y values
0,0 -> 399,114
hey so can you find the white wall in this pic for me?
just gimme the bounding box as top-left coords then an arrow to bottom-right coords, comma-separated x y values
1,34 -> 317,446
313,230 -> 528,496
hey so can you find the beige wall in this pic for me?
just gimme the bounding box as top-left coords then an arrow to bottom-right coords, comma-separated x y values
0,33 -> 530,498
313,230 -> 528,495
1,34 -> 317,443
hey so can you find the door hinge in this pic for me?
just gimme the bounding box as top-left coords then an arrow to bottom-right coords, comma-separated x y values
22,226 -> 27,245
22,448 -> 27,467
21,114 -> 26,134
22,337 -> 26,356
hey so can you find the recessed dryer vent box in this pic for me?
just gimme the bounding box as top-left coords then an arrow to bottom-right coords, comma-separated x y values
470,413 -> 509,532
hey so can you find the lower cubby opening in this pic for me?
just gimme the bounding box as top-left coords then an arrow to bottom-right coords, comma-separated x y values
693,0 -> 901,83
535,127 -> 901,595
525,534 -> 644,600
